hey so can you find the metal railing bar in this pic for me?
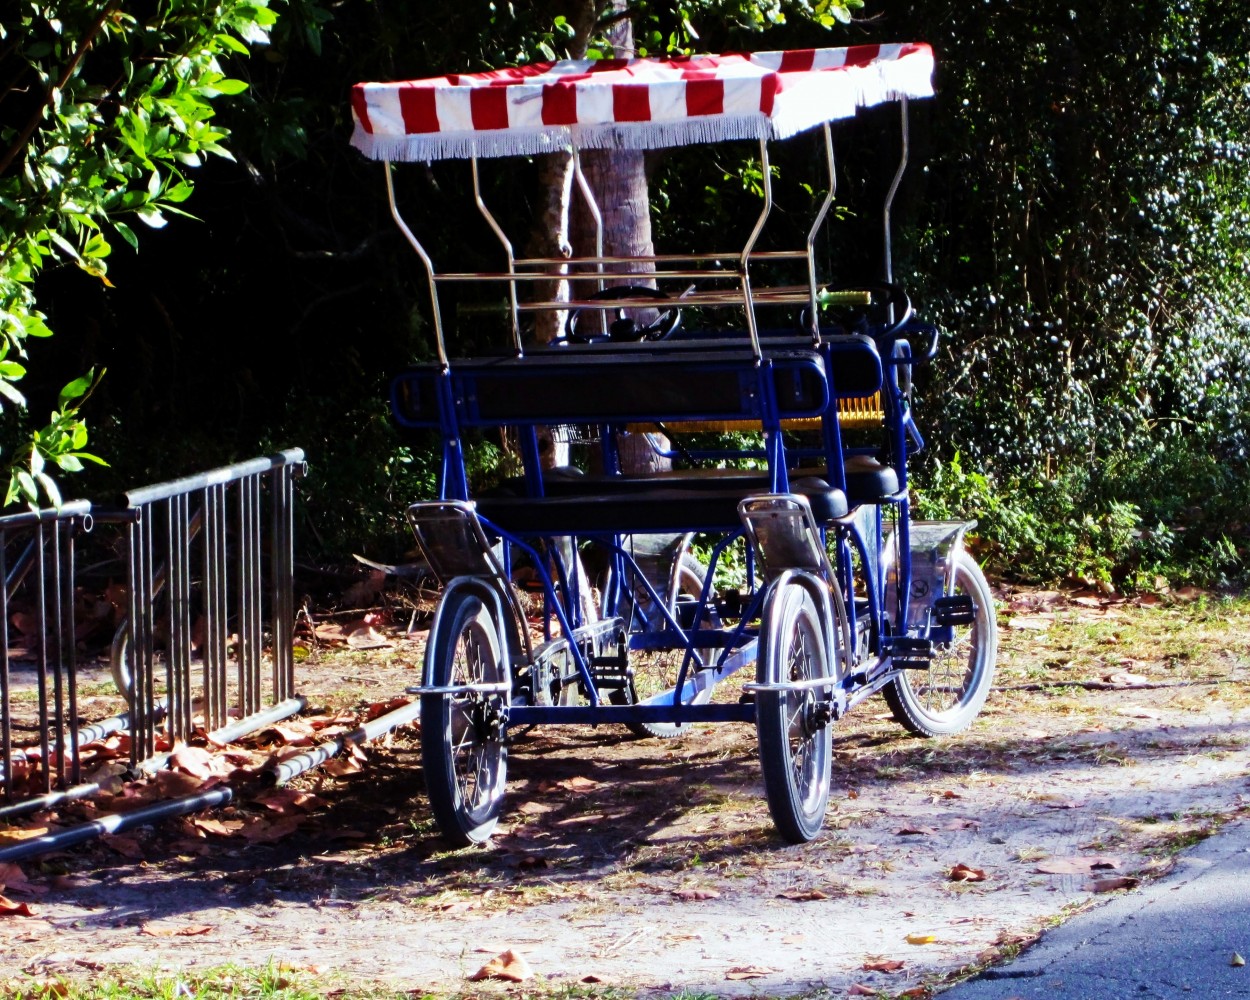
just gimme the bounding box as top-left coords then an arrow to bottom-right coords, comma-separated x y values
34,521 -> 50,794
0,501 -> 92,532
1,530 -> 9,802
0,786 -> 235,864
513,249 -> 811,267
263,697 -> 419,787
51,520 -> 67,789
123,449 -> 304,508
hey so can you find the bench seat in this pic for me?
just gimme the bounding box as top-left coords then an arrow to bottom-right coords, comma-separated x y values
478,476 -> 847,535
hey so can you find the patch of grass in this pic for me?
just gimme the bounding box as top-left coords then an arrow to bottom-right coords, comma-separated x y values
1,964 -> 394,1000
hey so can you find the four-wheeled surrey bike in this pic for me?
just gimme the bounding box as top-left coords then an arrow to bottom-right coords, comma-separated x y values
351,41 -> 997,845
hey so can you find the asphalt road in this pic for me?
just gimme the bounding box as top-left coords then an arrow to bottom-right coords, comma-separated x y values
940,817 -> 1250,999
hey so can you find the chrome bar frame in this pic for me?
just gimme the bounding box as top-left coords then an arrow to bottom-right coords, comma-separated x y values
570,143 -> 608,336
804,123 -> 838,343
883,97 -> 910,290
739,138 -> 774,360
385,162 -> 449,368
742,673 -> 840,695
471,156 -> 523,355
408,682 -> 513,696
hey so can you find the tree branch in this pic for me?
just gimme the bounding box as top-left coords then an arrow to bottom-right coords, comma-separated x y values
0,2 -> 119,177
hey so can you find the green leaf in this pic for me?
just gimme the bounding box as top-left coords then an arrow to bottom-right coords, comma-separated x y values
83,234 -> 111,258
211,78 -> 249,96
0,378 -> 27,406
214,32 -> 251,55
113,220 -> 139,249
57,372 -> 95,409
136,206 -> 167,228
35,471 -> 61,509
16,470 -> 38,504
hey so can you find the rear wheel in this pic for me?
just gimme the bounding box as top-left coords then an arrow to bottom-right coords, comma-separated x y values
756,583 -> 837,844
883,549 -> 997,736
421,593 -> 509,845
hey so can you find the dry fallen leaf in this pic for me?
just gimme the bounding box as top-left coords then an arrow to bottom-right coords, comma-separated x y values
154,769 -> 206,798
468,949 -> 532,983
672,888 -> 721,901
101,834 -> 145,860
947,863 -> 987,883
724,965 -> 775,980
346,626 -> 392,650
862,959 -> 906,972
192,817 -> 245,837
0,825 -> 50,845
0,894 -> 35,917
238,816 -> 304,844
0,863 -> 41,897
322,756 -> 365,778
140,923 -> 214,937
895,826 -> 936,837
848,984 -> 879,996
777,888 -> 829,901
905,933 -> 937,945
1116,705 -> 1162,720
169,745 -> 214,778
1105,672 -> 1152,687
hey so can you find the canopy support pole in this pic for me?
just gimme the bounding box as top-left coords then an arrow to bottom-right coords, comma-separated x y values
804,122 -> 838,344
471,157 -> 523,357
385,162 -> 448,369
738,139 -> 774,360
570,144 -> 608,338
882,97 -> 911,303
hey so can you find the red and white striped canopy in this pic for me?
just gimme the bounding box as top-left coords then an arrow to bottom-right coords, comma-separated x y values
351,42 -> 934,162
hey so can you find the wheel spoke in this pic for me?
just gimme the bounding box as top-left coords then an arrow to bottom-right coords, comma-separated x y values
422,594 -> 508,844
883,551 -> 997,737
757,583 -> 836,843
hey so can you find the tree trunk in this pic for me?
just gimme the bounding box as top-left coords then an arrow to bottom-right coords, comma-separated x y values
566,1 -> 672,474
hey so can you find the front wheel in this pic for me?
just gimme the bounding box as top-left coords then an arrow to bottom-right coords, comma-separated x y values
756,583 -> 838,844
883,549 -> 997,737
421,593 -> 509,845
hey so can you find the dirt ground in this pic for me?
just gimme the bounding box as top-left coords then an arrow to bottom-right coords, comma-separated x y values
4,586 -> 1250,998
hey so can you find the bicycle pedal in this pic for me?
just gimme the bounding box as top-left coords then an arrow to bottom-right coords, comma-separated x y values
933,595 -> 975,626
886,636 -> 934,671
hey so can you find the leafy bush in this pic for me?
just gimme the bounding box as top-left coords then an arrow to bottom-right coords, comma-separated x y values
886,0 -> 1250,586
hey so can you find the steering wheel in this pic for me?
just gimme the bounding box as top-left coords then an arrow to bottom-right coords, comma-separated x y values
564,285 -> 683,344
